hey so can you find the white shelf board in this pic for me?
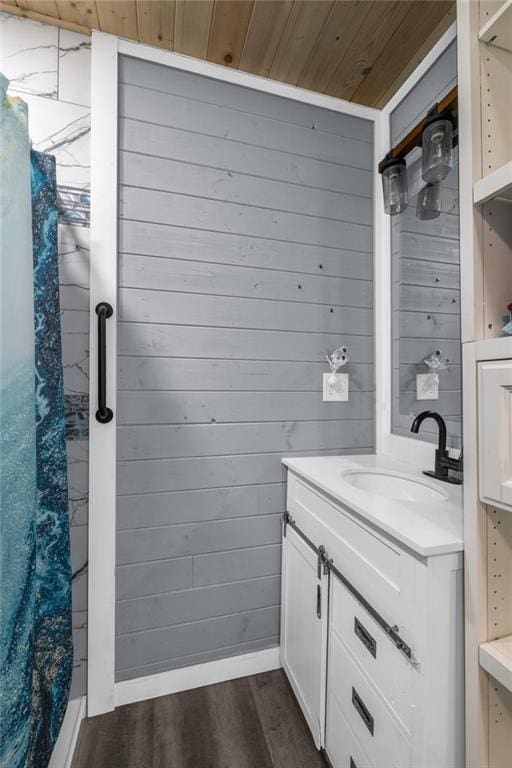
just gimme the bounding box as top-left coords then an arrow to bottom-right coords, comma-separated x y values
473,160 -> 512,204
480,636 -> 512,693
475,336 -> 512,361
479,0 -> 512,51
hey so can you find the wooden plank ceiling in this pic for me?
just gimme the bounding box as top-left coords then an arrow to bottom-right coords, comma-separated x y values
1,0 -> 456,107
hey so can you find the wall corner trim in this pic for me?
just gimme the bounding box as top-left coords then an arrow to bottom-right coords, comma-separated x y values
48,696 -> 87,768
115,647 -> 281,709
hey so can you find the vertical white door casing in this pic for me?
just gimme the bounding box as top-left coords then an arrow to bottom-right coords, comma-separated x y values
280,525 -> 328,748
88,30 -> 378,716
88,31 -> 119,717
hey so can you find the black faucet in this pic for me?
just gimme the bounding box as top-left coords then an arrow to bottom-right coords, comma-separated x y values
410,411 -> 463,485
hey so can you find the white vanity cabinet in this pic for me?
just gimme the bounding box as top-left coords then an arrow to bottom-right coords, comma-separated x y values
281,463 -> 464,768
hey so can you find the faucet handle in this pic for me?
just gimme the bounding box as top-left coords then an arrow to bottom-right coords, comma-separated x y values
439,451 -> 464,475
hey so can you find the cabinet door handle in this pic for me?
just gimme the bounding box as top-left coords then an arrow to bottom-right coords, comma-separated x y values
350,759 -> 358,768
316,584 -> 322,619
352,687 -> 374,735
354,616 -> 377,658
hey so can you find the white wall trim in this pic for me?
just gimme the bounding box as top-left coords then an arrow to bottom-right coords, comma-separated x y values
48,696 -> 86,768
88,28 -> 379,719
374,23 -> 458,466
117,36 -> 379,123
88,30 -> 119,717
373,109 -> 391,457
115,647 -> 281,708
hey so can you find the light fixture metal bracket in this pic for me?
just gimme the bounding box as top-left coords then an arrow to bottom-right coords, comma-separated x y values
378,86 -> 458,173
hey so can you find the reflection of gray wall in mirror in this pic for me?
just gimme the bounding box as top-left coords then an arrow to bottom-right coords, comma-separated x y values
390,40 -> 461,449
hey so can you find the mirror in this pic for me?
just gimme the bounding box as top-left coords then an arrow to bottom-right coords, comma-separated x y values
391,145 -> 461,449
390,39 -> 461,449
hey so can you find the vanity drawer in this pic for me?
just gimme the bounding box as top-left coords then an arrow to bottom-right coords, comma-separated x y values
330,575 -> 415,735
327,630 -> 410,768
287,473 -> 416,637
326,690 -> 374,768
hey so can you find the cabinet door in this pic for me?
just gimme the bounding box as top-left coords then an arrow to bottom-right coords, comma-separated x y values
280,525 -> 328,748
478,360 -> 512,510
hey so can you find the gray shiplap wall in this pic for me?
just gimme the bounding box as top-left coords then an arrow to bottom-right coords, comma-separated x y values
115,55 -> 374,681
390,39 -> 461,448
390,40 -> 457,144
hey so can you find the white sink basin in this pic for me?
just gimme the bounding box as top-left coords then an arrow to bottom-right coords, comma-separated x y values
341,469 -> 448,503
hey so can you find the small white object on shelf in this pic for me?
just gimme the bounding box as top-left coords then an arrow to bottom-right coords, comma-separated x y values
473,159 -> 512,205
479,0 -> 512,52
479,635 -> 512,693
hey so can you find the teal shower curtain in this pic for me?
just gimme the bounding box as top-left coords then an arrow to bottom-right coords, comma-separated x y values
0,74 -> 73,768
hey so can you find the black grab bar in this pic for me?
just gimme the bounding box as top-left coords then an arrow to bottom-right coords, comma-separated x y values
95,302 -> 114,423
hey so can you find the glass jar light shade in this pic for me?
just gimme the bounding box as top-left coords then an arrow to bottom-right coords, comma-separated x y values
416,181 -> 442,220
421,112 -> 453,183
381,157 -> 408,215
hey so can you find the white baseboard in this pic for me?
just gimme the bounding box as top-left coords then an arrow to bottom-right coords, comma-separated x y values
49,695 -> 86,768
115,646 -> 281,708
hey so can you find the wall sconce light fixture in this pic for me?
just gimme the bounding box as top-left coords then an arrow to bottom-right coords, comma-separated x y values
421,109 -> 454,183
380,156 -> 408,216
377,87 -> 457,218
416,181 -> 442,220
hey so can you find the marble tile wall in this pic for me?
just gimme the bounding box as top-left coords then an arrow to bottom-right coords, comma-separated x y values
1,11 -> 91,698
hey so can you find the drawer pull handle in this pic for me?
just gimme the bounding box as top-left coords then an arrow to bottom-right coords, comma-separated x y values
352,687 -> 374,736
350,759 -> 358,768
354,616 -> 377,658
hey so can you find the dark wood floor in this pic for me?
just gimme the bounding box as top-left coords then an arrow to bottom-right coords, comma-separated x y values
72,669 -> 328,768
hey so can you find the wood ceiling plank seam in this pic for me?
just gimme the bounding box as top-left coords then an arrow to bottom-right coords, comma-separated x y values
297,0 -> 374,93
136,0 -> 176,50
374,3 -> 456,109
16,0 -> 60,18
239,0 -> 294,78
293,0 -> 336,88
0,1 -> 92,33
96,0 -> 139,40
55,1 -> 99,28
268,0 -> 335,86
205,0 -> 217,61
323,0 -> 413,101
206,0 -> 254,68
238,0 -> 294,78
174,0 -> 215,59
351,1 -> 455,107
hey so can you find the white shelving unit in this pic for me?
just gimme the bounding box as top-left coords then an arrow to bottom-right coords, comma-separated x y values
458,0 -> 512,765
473,159 -> 512,204
480,636 -> 512,693
475,336 -> 512,361
479,0 -> 512,51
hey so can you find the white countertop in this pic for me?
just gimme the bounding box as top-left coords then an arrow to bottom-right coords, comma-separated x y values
282,454 -> 463,557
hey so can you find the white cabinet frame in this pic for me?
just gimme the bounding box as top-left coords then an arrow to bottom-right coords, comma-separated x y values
478,360 -> 512,509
